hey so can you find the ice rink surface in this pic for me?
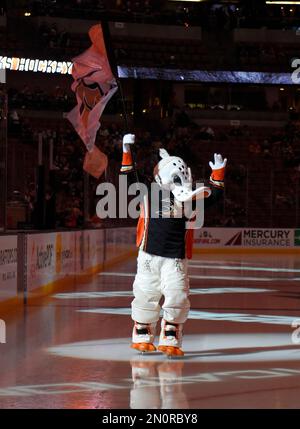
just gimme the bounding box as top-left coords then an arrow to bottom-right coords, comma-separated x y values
1,252 -> 300,409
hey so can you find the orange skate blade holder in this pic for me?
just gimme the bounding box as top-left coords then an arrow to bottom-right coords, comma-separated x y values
131,342 -> 157,353
158,345 -> 184,357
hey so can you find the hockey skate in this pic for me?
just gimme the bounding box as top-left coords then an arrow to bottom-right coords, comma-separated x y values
158,320 -> 184,357
131,322 -> 157,353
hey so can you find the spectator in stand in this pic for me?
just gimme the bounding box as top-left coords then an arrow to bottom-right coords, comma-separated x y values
248,141 -> 261,154
59,28 -> 71,48
261,139 -> 272,159
64,198 -> 83,228
198,125 -> 215,140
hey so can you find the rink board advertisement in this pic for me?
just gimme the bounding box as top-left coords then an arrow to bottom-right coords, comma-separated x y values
105,227 -> 136,259
26,231 -> 76,291
0,235 -> 18,302
83,229 -> 105,272
25,229 -> 135,291
295,229 -> 300,246
74,231 -> 84,274
193,228 -> 295,248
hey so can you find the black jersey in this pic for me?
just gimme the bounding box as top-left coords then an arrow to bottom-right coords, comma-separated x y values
124,170 -> 223,259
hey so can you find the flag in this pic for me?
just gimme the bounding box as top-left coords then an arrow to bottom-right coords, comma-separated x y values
83,146 -> 108,179
67,24 -> 118,152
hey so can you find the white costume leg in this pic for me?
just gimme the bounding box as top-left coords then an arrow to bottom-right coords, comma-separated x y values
160,257 -> 190,324
131,250 -> 162,325
159,257 -> 190,350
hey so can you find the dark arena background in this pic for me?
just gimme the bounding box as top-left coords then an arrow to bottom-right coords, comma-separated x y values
1,0 -> 300,416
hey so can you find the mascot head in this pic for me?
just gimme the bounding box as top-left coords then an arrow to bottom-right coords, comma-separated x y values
153,148 -> 211,203
153,148 -> 191,191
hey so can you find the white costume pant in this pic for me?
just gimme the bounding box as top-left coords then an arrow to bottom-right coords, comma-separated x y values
131,250 -> 190,324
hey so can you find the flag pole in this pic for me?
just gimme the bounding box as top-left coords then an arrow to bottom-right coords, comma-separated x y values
100,21 -> 129,130
118,77 -> 140,185
117,76 -> 129,133
101,20 -> 140,184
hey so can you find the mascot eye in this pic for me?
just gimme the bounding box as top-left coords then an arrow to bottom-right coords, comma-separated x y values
173,175 -> 182,185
